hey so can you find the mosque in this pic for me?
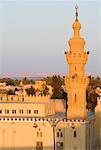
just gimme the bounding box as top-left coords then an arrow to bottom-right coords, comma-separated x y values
0,7 -> 101,150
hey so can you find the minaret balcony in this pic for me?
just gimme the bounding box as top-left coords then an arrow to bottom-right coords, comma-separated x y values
64,76 -> 89,89
66,52 -> 88,64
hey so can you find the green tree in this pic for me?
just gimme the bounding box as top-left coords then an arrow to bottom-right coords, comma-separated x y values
86,87 -> 99,111
25,86 -> 36,96
43,75 -> 67,99
14,79 -> 20,86
22,77 -> 35,85
50,75 -> 64,99
22,77 -> 29,85
89,76 -> 101,87
41,84 -> 49,96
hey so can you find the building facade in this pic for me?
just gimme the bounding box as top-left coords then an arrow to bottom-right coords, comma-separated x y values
0,7 -> 97,150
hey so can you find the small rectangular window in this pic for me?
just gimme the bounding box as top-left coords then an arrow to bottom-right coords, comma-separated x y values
12,110 -> 16,114
36,142 -> 43,150
19,110 -> 24,114
34,110 -> 38,114
5,110 -> 9,114
0,110 -> 2,114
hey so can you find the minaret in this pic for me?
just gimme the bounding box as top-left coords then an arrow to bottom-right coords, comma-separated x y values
64,6 -> 89,119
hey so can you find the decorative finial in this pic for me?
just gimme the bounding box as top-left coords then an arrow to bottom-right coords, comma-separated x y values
75,5 -> 78,21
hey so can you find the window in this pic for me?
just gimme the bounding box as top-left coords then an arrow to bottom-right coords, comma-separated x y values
37,132 -> 39,137
0,110 -> 2,114
74,131 -> 76,137
61,132 -> 63,138
5,110 -> 9,114
27,110 -> 31,114
0,97 -> 2,100
57,132 -> 59,137
36,142 -> 43,150
12,110 -> 16,114
57,142 -> 63,150
11,97 -> 13,100
34,110 -> 38,114
74,94 -> 77,103
40,132 -> 42,137
22,98 -> 24,101
37,132 -> 42,137
19,110 -> 24,114
57,129 -> 63,138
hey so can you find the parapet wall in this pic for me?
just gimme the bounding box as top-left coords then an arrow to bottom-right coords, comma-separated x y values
0,94 -> 50,102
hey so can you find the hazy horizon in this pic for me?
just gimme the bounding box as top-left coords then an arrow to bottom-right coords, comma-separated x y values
0,0 -> 101,77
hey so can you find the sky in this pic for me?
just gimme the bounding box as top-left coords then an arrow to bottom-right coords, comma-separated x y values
0,0 -> 101,77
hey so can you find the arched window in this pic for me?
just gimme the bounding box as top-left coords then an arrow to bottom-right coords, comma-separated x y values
5,109 -> 9,114
27,110 -> 31,114
74,131 -> 76,137
57,130 -> 63,138
19,110 -> 24,114
37,131 -> 42,137
12,110 -> 16,114
57,132 -> 59,137
61,132 -> 63,138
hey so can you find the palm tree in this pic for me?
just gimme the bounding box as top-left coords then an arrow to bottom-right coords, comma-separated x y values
86,87 -> 99,112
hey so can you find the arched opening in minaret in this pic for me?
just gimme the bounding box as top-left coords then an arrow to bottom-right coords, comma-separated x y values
74,94 -> 77,103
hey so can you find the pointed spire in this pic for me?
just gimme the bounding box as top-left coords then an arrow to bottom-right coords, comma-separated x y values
75,5 -> 78,21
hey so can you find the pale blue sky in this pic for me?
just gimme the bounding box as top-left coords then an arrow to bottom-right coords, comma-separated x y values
0,0 -> 100,77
